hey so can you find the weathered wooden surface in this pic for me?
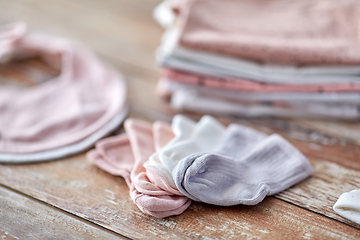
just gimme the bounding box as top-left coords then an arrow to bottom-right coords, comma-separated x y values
294,119 -> 360,145
0,155 -> 359,239
0,0 -> 360,239
0,230 -> 18,240
0,186 -> 126,239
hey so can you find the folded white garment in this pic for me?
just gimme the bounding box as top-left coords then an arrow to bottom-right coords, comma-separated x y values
148,114 -> 226,189
159,78 -> 360,104
173,124 -> 313,205
333,189 -> 360,225
169,88 -> 360,120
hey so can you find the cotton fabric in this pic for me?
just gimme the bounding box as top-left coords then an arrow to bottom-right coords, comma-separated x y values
153,1 -> 360,120
158,26 -> 360,85
173,124 -> 313,205
179,0 -> 360,66
159,80 -> 360,120
0,22 -> 128,158
88,115 -> 313,217
158,78 -> 360,104
333,189 -> 360,225
87,119 -> 191,218
162,68 -> 360,93
0,106 -> 128,162
148,115 -> 226,188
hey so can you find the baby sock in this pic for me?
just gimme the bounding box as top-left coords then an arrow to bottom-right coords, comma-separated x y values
153,121 -> 175,151
333,189 -> 360,225
148,114 -> 197,186
88,138 -> 190,218
87,134 -> 133,186
124,119 -> 191,217
173,124 -> 313,206
87,119 -> 191,218
149,114 -> 226,189
144,121 -> 183,195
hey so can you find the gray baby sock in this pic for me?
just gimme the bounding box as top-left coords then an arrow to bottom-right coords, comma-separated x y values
172,124 -> 313,206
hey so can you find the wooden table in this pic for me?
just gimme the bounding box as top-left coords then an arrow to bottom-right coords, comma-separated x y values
1,0 -> 360,239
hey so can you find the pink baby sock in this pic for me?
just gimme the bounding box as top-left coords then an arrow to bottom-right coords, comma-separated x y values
88,119 -> 191,218
87,134 -> 133,186
125,119 -> 191,217
144,121 -> 184,195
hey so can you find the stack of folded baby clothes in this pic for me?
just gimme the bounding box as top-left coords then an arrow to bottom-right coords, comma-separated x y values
154,0 -> 360,120
88,115 -> 313,218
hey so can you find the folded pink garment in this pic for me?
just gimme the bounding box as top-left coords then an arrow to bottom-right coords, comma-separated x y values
162,68 -> 360,93
87,119 -> 191,218
0,23 -> 127,153
179,0 -> 360,66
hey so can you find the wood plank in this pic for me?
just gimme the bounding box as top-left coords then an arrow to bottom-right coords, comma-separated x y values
293,119 -> 360,146
0,185 -> 127,239
0,230 -> 18,240
275,158 -> 360,228
0,155 -> 359,239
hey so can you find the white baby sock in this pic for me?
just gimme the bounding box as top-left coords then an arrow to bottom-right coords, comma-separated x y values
333,189 -> 360,225
149,114 -> 226,188
148,114 -> 196,185
173,124 -> 313,206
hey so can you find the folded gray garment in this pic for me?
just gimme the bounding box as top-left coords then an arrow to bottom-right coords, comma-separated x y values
172,124 -> 313,206
0,104 -> 129,163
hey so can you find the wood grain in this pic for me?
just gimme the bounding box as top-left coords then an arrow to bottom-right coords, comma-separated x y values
0,185 -> 127,240
0,230 -> 18,240
293,119 -> 360,145
0,155 -> 359,239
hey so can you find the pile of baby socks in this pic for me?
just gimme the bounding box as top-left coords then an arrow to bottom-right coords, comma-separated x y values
88,115 -> 313,218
